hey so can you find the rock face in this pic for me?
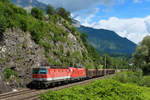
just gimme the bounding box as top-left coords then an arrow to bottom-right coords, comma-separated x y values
0,70 -> 10,94
0,29 -> 47,93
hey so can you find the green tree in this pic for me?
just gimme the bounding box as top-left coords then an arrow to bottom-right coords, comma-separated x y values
56,7 -> 71,22
13,6 -> 27,16
102,54 -> 113,68
81,32 -> 88,44
0,15 -> 7,34
46,4 -> 56,15
0,0 -> 10,3
31,7 -> 44,20
132,36 -> 150,74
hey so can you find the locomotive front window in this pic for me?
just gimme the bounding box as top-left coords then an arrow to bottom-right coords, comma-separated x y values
32,68 -> 39,74
39,68 -> 47,74
32,68 -> 47,74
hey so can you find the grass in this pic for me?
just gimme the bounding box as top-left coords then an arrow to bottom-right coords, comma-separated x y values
40,79 -> 145,100
142,87 -> 150,100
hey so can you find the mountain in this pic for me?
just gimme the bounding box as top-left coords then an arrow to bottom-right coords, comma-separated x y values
10,0 -> 46,10
77,25 -> 136,55
72,19 -> 81,28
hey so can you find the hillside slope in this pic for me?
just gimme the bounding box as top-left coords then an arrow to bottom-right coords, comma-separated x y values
77,25 -> 136,55
0,0 -> 94,93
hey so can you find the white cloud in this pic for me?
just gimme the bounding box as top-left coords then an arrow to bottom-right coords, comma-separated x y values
77,16 -> 150,44
74,8 -> 99,27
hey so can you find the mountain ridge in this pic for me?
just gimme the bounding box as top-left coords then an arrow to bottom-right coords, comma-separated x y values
77,25 -> 136,55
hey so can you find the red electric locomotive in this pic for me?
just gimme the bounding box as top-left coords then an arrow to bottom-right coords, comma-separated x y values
32,66 -> 86,88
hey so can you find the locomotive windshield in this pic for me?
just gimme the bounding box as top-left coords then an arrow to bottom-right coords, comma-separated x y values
40,69 -> 47,74
32,68 -> 47,74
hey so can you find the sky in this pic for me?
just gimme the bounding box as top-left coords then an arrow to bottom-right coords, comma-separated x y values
38,0 -> 150,44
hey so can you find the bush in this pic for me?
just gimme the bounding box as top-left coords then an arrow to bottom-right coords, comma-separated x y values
46,4 -> 56,15
56,7 -> 71,22
29,21 -> 45,43
11,4 -> 27,15
40,79 -> 145,100
43,42 -> 51,52
113,71 -> 143,84
31,7 -> 44,20
0,15 -> 8,34
4,67 -> 18,80
15,15 -> 28,31
140,76 -> 150,87
0,0 -> 10,3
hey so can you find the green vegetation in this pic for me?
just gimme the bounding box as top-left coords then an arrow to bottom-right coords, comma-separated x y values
100,54 -> 131,69
133,36 -> 150,74
0,16 -> 8,34
0,0 -> 10,3
56,7 -> 72,23
4,67 -> 18,81
113,71 -> 150,100
31,7 -> 44,20
40,79 -> 145,100
46,4 -> 56,15
142,87 -> 150,100
140,76 -> 150,87
113,70 -> 150,87
113,70 -> 143,85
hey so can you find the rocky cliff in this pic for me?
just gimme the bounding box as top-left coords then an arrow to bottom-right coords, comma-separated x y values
0,29 -> 47,93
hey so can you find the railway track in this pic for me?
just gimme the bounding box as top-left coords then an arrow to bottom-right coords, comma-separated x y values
0,89 -> 37,100
0,75 -> 112,100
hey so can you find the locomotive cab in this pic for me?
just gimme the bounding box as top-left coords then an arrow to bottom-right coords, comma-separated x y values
32,68 -> 48,81
31,66 -> 71,88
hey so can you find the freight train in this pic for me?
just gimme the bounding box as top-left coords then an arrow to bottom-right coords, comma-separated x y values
31,65 -> 115,88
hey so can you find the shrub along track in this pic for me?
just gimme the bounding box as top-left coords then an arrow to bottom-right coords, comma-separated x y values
0,75 -> 113,100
